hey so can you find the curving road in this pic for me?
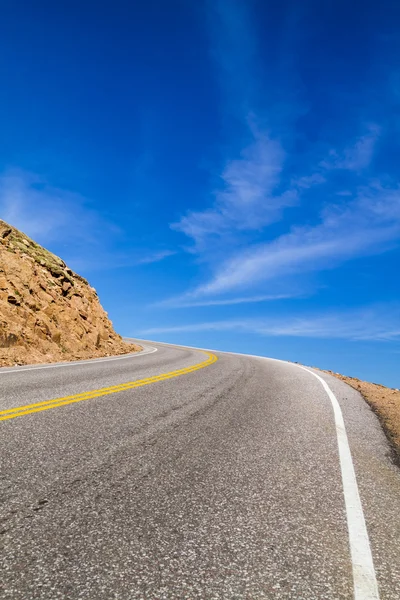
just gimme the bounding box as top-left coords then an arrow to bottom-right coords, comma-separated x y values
0,341 -> 399,599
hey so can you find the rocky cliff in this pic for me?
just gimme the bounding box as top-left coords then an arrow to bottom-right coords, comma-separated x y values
0,220 -> 139,366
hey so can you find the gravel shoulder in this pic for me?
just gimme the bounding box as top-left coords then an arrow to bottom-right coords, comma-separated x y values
323,370 -> 400,464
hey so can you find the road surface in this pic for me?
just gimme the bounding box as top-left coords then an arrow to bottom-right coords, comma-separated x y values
1,341 -> 399,599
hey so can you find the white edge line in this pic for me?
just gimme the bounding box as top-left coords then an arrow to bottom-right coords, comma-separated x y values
296,364 -> 380,600
0,346 -> 158,375
134,339 -> 379,599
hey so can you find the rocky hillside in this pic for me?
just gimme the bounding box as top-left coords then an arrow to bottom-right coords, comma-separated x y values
0,220 -> 139,366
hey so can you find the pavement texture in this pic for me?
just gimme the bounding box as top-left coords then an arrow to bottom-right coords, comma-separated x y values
0,341 -> 399,599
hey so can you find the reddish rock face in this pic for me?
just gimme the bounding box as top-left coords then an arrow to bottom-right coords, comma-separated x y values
0,219 -> 139,367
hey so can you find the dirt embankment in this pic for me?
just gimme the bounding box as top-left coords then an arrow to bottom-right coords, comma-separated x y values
0,219 -> 139,367
325,370 -> 400,462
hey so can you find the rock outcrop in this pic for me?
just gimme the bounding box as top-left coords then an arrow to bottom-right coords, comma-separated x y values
0,220 -> 139,366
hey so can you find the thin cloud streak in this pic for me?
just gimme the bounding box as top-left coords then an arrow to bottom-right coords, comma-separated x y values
142,305 -> 400,342
153,292 -> 296,308
135,250 -> 176,265
68,249 -> 176,274
208,0 -> 260,115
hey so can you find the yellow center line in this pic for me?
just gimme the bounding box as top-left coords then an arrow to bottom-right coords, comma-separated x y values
0,351 -> 218,422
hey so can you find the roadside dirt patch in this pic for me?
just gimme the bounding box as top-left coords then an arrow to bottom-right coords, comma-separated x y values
325,370 -> 400,464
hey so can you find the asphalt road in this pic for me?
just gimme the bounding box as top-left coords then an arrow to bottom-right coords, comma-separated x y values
1,341 -> 399,599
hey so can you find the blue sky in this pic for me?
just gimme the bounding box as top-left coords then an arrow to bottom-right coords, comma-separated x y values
1,0 -> 400,386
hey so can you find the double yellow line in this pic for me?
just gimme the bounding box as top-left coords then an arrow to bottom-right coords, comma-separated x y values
0,351 -> 218,422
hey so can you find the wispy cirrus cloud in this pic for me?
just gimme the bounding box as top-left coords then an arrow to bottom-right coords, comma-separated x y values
166,2 -> 396,310
170,117 -> 399,301
192,180 -> 400,297
166,1 -> 399,314
0,169 -> 176,273
153,292 -> 297,309
0,169 -> 104,245
172,1 -> 300,254
321,124 -> 381,172
142,304 -> 400,342
172,128 -> 295,251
